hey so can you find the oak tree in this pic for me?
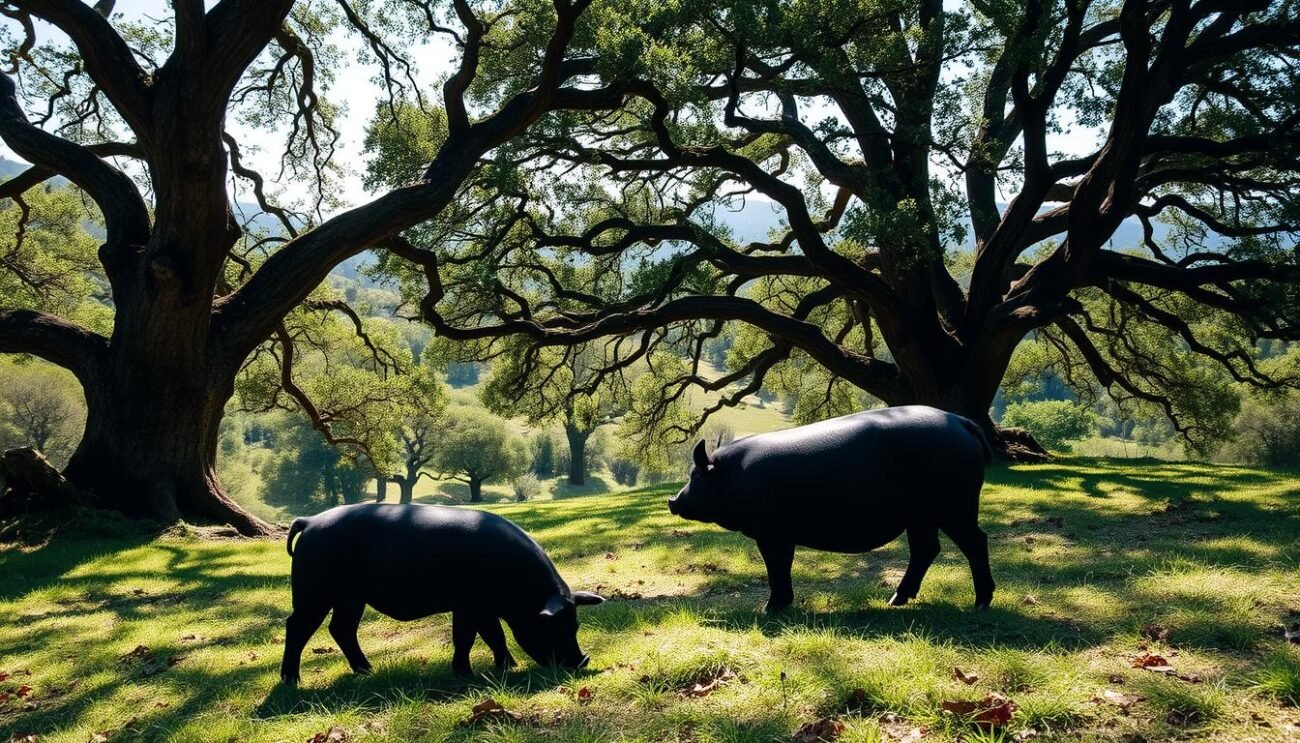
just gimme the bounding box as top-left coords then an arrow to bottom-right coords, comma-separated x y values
0,0 -> 618,533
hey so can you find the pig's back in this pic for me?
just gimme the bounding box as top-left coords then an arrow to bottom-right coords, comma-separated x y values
291,504 -> 562,619
720,405 -> 985,502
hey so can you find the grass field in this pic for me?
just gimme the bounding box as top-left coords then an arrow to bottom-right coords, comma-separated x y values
2,459 -> 1299,742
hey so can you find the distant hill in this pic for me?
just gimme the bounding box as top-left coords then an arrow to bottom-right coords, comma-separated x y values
0,156 -> 70,187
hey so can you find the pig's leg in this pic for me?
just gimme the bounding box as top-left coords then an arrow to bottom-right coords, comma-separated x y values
756,539 -> 796,614
477,617 -> 516,670
450,610 -> 477,676
280,602 -> 329,684
328,600 -> 372,674
942,523 -> 995,609
888,526 -> 940,606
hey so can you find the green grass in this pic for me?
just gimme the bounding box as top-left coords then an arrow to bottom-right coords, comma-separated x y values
2,458 -> 1299,741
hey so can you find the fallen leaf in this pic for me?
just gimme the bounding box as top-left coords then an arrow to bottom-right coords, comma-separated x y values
791,717 -> 844,742
462,698 -> 523,726
577,686 -> 593,703
681,667 -> 738,698
180,634 -> 197,642
311,647 -> 336,655
89,733 -> 109,743
940,694 -> 1017,731
11,734 -> 38,743
305,725 -> 349,743
0,672 -> 8,682
1108,674 -> 1126,684
940,700 -> 979,716
120,645 -> 152,661
0,693 -> 9,704
1022,595 -> 1038,606
1141,624 -> 1170,642
952,667 -> 979,685
604,551 -> 618,560
16,686 -> 32,698
1130,653 -> 1175,673
1013,728 -> 1040,741
1093,689 -> 1145,710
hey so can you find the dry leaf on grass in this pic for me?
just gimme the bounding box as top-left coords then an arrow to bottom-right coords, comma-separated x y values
305,726 -> 349,743
940,693 -> 1017,730
577,687 -> 594,704
680,667 -> 738,698
1141,624 -> 1170,642
311,647 -> 335,655
790,717 -> 844,742
1092,689 -> 1145,710
952,667 -> 980,685
462,698 -> 523,726
1130,653 -> 1175,673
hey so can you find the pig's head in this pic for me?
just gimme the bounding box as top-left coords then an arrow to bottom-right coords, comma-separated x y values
508,590 -> 604,669
667,440 -> 728,525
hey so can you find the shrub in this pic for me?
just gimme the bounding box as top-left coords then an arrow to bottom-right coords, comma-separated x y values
608,457 -> 640,486
531,432 -> 555,477
511,473 -> 542,502
1221,392 -> 1300,468
1000,400 -> 1097,452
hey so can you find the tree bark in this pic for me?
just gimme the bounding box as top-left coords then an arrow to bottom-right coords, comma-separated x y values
58,326 -> 278,536
468,476 -> 483,503
564,423 -> 589,486
375,476 -> 388,503
397,477 -> 415,505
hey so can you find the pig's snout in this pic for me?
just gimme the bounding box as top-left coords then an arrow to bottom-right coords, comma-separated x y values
667,495 -> 680,514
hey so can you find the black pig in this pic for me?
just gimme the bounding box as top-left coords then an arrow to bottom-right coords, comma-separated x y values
280,503 -> 604,684
668,405 -> 994,612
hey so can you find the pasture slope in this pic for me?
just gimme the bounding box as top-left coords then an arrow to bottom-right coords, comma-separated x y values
1,459 -> 1298,742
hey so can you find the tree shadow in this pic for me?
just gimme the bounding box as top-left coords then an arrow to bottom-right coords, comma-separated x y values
2,458 -> 1297,739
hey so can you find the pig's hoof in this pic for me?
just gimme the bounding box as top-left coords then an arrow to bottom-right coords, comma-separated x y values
763,599 -> 792,615
973,597 -> 993,610
279,673 -> 300,687
452,662 -> 473,677
887,592 -> 911,607
352,664 -> 373,675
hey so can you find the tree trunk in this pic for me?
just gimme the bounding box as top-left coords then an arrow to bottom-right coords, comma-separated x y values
890,332 -> 1050,463
397,477 -> 415,505
60,338 -> 277,537
468,477 -> 483,503
564,424 -> 589,486
375,476 -> 388,503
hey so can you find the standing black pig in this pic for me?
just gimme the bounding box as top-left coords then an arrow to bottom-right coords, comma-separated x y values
279,503 -> 604,684
668,405 -> 995,612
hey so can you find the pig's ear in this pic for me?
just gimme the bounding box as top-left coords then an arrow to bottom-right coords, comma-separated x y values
540,593 -> 572,617
572,591 -> 605,606
692,440 -> 711,471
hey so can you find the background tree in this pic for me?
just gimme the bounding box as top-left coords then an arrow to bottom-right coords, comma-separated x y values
398,0 -> 1300,459
387,367 -> 449,504
479,340 -> 628,486
0,0 -> 622,533
0,358 -> 86,466
433,406 -> 528,503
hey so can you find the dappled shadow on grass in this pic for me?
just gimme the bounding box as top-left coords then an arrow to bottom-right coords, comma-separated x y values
2,458 -> 1298,739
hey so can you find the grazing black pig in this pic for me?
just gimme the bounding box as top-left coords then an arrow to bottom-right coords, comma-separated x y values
279,503 -> 604,684
668,405 -> 994,612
